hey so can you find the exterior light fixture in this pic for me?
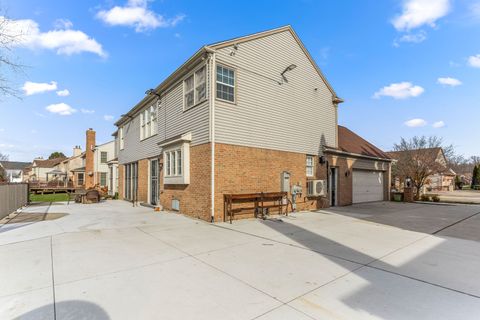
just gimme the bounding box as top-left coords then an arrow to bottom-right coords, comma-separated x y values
280,64 -> 297,83
145,88 -> 161,98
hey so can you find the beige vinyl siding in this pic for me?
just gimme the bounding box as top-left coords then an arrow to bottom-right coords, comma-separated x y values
214,30 -> 337,155
118,63 -> 211,164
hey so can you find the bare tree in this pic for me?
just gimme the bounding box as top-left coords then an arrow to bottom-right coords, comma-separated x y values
392,136 -> 453,199
0,13 -> 25,98
0,152 -> 8,161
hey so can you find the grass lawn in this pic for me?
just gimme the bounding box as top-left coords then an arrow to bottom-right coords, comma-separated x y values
30,193 -> 70,202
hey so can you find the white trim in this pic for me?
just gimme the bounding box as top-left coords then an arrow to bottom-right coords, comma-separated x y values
158,132 -> 192,148
215,63 -> 236,104
162,142 -> 190,185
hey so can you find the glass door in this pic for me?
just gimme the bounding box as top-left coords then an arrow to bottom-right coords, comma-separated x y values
150,159 -> 159,205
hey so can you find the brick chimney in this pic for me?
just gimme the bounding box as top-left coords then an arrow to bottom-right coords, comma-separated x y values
85,128 -> 96,189
73,145 -> 82,157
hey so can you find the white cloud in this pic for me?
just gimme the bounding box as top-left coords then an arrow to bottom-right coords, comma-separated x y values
53,18 -> 73,29
468,54 -> 480,68
34,112 -> 47,118
393,30 -> 427,46
373,82 -> 424,99
392,0 -> 451,31
56,89 -> 70,96
96,0 -> 185,32
0,16 -> 106,57
104,115 -> 114,121
437,77 -> 462,86
46,103 -> 77,116
432,120 -> 445,128
405,118 -> 427,127
81,108 -> 95,114
22,81 -> 57,96
0,128 -> 4,132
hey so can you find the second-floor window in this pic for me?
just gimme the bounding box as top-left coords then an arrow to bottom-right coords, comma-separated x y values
184,65 -> 207,110
100,152 -> 108,164
140,106 -> 157,140
216,65 -> 235,102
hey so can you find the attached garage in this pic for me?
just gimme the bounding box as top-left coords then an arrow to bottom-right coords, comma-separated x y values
352,170 -> 384,203
324,126 -> 392,207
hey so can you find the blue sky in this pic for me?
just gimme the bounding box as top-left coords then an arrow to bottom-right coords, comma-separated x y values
0,0 -> 479,161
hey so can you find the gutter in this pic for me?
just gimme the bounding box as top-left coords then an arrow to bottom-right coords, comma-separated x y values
115,46 -> 216,127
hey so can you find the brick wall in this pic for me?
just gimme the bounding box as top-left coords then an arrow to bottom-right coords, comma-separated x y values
160,143 -> 211,221
85,129 -> 95,189
137,159 -> 149,203
214,143 -> 330,222
327,155 -> 353,206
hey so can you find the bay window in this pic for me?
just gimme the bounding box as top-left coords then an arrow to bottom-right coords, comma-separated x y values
160,132 -> 191,185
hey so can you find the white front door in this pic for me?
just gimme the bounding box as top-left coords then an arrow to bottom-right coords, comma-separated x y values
352,170 -> 384,203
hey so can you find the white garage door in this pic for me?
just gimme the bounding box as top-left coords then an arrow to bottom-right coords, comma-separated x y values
352,170 -> 384,203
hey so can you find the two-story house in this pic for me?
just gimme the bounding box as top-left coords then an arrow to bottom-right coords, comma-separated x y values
115,26 -> 392,222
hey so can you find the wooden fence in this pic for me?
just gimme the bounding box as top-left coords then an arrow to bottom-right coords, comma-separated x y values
0,183 -> 29,220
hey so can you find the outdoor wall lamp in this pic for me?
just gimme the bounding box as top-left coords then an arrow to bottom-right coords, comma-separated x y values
345,170 -> 351,177
319,156 -> 326,165
145,88 -> 161,98
280,64 -> 297,83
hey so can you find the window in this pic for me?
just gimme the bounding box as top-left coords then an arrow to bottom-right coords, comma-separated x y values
216,65 -> 235,102
183,65 -> 207,110
195,66 -> 206,103
100,151 -> 108,164
119,127 -> 124,150
100,172 -> 107,186
165,149 -> 182,177
150,106 -> 157,136
77,173 -> 84,186
140,106 -> 157,140
140,112 -> 145,140
306,156 -> 314,177
184,75 -> 194,109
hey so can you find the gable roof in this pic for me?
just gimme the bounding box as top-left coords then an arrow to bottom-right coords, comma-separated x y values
209,25 -> 340,100
33,158 -> 66,168
386,147 -> 443,162
0,161 -> 31,170
115,25 -> 342,127
333,126 -> 390,159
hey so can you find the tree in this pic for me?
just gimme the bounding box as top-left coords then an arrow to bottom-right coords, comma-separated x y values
0,152 -> 7,182
48,152 -> 66,160
472,165 -> 480,189
0,13 -> 25,98
392,136 -> 453,199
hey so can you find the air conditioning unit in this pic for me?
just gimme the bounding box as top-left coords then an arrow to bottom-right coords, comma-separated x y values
307,180 -> 326,197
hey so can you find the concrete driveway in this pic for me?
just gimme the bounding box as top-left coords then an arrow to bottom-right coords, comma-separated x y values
1,200 -> 480,319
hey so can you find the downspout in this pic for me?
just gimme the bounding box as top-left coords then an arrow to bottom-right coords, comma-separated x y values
209,49 -> 216,222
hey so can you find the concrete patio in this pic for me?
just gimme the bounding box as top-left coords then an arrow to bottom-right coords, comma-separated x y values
1,200 -> 480,319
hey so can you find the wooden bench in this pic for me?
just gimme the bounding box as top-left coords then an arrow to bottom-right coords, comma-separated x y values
224,192 -> 288,223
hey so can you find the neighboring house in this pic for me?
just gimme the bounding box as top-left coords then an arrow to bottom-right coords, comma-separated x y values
114,25 -> 392,222
29,158 -> 66,182
0,161 -> 31,182
387,147 -> 455,192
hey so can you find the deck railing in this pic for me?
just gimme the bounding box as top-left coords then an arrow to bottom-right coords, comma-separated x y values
0,183 -> 29,220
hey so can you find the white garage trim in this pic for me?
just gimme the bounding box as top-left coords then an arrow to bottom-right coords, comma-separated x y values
353,170 -> 384,204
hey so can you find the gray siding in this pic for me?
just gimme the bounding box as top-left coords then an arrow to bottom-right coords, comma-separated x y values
119,63 -> 211,164
214,30 -> 337,155
352,159 -> 389,171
